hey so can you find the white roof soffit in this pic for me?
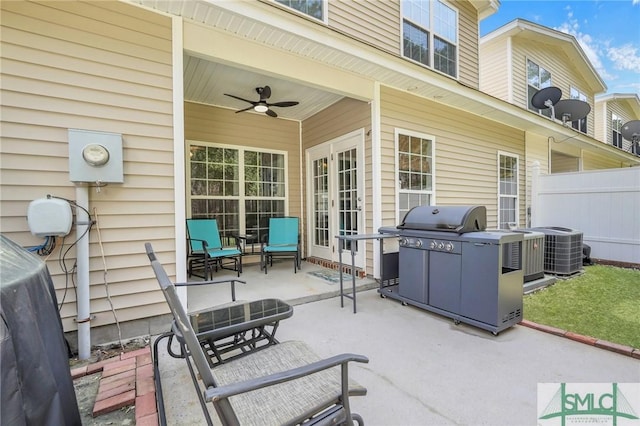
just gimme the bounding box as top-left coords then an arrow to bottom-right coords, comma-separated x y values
481,19 -> 607,94
129,0 -> 638,164
473,0 -> 501,20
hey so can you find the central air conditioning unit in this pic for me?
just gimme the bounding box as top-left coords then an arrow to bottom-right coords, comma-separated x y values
503,230 -> 545,282
529,227 -> 583,275
521,230 -> 545,282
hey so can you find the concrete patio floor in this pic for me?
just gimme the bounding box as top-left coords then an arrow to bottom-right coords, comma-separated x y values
156,260 -> 639,425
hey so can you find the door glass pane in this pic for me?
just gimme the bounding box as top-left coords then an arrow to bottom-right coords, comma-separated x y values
338,148 -> 358,252
312,157 -> 329,247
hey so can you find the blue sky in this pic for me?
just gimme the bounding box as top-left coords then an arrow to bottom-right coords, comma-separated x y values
480,0 -> 640,95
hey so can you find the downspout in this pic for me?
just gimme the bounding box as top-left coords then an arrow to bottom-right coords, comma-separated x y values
75,186 -> 91,360
530,161 -> 540,227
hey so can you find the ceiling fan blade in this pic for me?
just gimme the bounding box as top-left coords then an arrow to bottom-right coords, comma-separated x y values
265,109 -> 278,117
235,106 -> 255,113
224,93 -> 256,105
268,101 -> 299,108
261,86 -> 272,100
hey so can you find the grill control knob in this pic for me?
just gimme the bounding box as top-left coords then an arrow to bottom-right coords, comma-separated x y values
415,240 -> 423,248
445,242 -> 454,252
399,238 -> 408,246
429,240 -> 437,249
438,242 -> 445,250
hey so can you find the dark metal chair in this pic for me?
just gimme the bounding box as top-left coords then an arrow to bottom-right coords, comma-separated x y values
146,243 -> 368,426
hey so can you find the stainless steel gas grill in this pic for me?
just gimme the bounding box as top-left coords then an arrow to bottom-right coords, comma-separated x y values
379,205 -> 524,335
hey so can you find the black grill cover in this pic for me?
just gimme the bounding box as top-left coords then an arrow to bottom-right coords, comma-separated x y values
398,205 -> 487,233
0,235 -> 81,426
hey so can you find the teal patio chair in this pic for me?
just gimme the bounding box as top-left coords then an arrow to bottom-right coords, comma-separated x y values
187,219 -> 242,279
261,217 -> 301,274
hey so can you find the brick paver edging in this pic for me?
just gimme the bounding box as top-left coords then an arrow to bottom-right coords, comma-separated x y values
520,320 -> 640,359
70,346 -> 159,426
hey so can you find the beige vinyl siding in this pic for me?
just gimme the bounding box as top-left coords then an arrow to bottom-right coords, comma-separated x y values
301,98 -> 372,270
510,38 -> 595,136
328,0 -> 399,54
594,101 -> 606,143
550,151 -> 580,173
185,102 -> 302,220
379,86 -> 526,229
456,0 -> 479,89
0,0 -> 174,333
479,38 -> 510,101
582,151 -> 625,170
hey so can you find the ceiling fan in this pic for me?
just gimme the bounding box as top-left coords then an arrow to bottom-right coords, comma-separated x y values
224,86 -> 299,117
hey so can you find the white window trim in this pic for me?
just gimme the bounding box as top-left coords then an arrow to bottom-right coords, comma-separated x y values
399,0 -> 459,79
271,0 -> 328,24
186,140 -> 289,233
526,57 -> 552,114
497,151 -> 519,229
612,112 -> 623,148
394,128 -> 437,223
570,86 -> 588,134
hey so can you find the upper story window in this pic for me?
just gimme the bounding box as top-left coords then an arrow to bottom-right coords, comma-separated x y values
527,59 -> 552,118
275,0 -> 324,21
570,87 -> 588,134
612,113 -> 623,149
396,130 -> 435,220
402,0 -> 458,78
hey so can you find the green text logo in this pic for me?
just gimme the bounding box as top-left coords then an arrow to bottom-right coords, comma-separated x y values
539,383 -> 639,426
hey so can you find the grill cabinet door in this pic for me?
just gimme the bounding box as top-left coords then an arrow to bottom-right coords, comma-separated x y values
427,251 -> 461,314
398,246 -> 428,304
460,242 -> 498,326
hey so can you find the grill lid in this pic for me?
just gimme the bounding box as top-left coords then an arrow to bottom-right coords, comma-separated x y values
398,205 -> 487,233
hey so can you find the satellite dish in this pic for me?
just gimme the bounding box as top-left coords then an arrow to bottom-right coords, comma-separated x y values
554,99 -> 591,125
621,120 -> 640,143
531,86 -> 562,109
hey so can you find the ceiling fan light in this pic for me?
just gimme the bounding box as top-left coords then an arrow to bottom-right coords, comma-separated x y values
254,104 -> 268,113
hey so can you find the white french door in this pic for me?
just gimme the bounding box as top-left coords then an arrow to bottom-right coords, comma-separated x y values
306,130 -> 365,268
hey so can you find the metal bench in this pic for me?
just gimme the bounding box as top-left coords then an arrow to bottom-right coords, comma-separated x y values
146,243 -> 369,426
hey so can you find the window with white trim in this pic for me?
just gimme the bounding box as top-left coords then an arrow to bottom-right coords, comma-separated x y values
570,87 -> 588,133
275,0 -> 324,20
397,131 -> 435,220
402,0 -> 458,78
527,59 -> 552,117
612,113 -> 623,149
498,153 -> 519,229
188,143 -> 287,243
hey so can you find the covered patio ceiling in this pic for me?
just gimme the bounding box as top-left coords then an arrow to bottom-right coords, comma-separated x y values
184,55 -> 345,121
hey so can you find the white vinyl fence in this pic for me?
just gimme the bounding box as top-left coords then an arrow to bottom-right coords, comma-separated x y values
531,164 -> 640,264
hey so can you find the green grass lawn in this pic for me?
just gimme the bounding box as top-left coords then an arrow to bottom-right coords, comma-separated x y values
523,264 -> 640,349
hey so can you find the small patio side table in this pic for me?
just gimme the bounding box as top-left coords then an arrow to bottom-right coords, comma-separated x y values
232,233 -> 259,255
153,298 -> 293,425
336,233 -> 398,313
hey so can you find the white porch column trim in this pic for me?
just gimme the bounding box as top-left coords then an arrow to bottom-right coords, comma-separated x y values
172,16 -> 187,306
371,82 -> 382,278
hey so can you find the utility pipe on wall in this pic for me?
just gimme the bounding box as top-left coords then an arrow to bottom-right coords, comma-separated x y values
75,185 -> 91,360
